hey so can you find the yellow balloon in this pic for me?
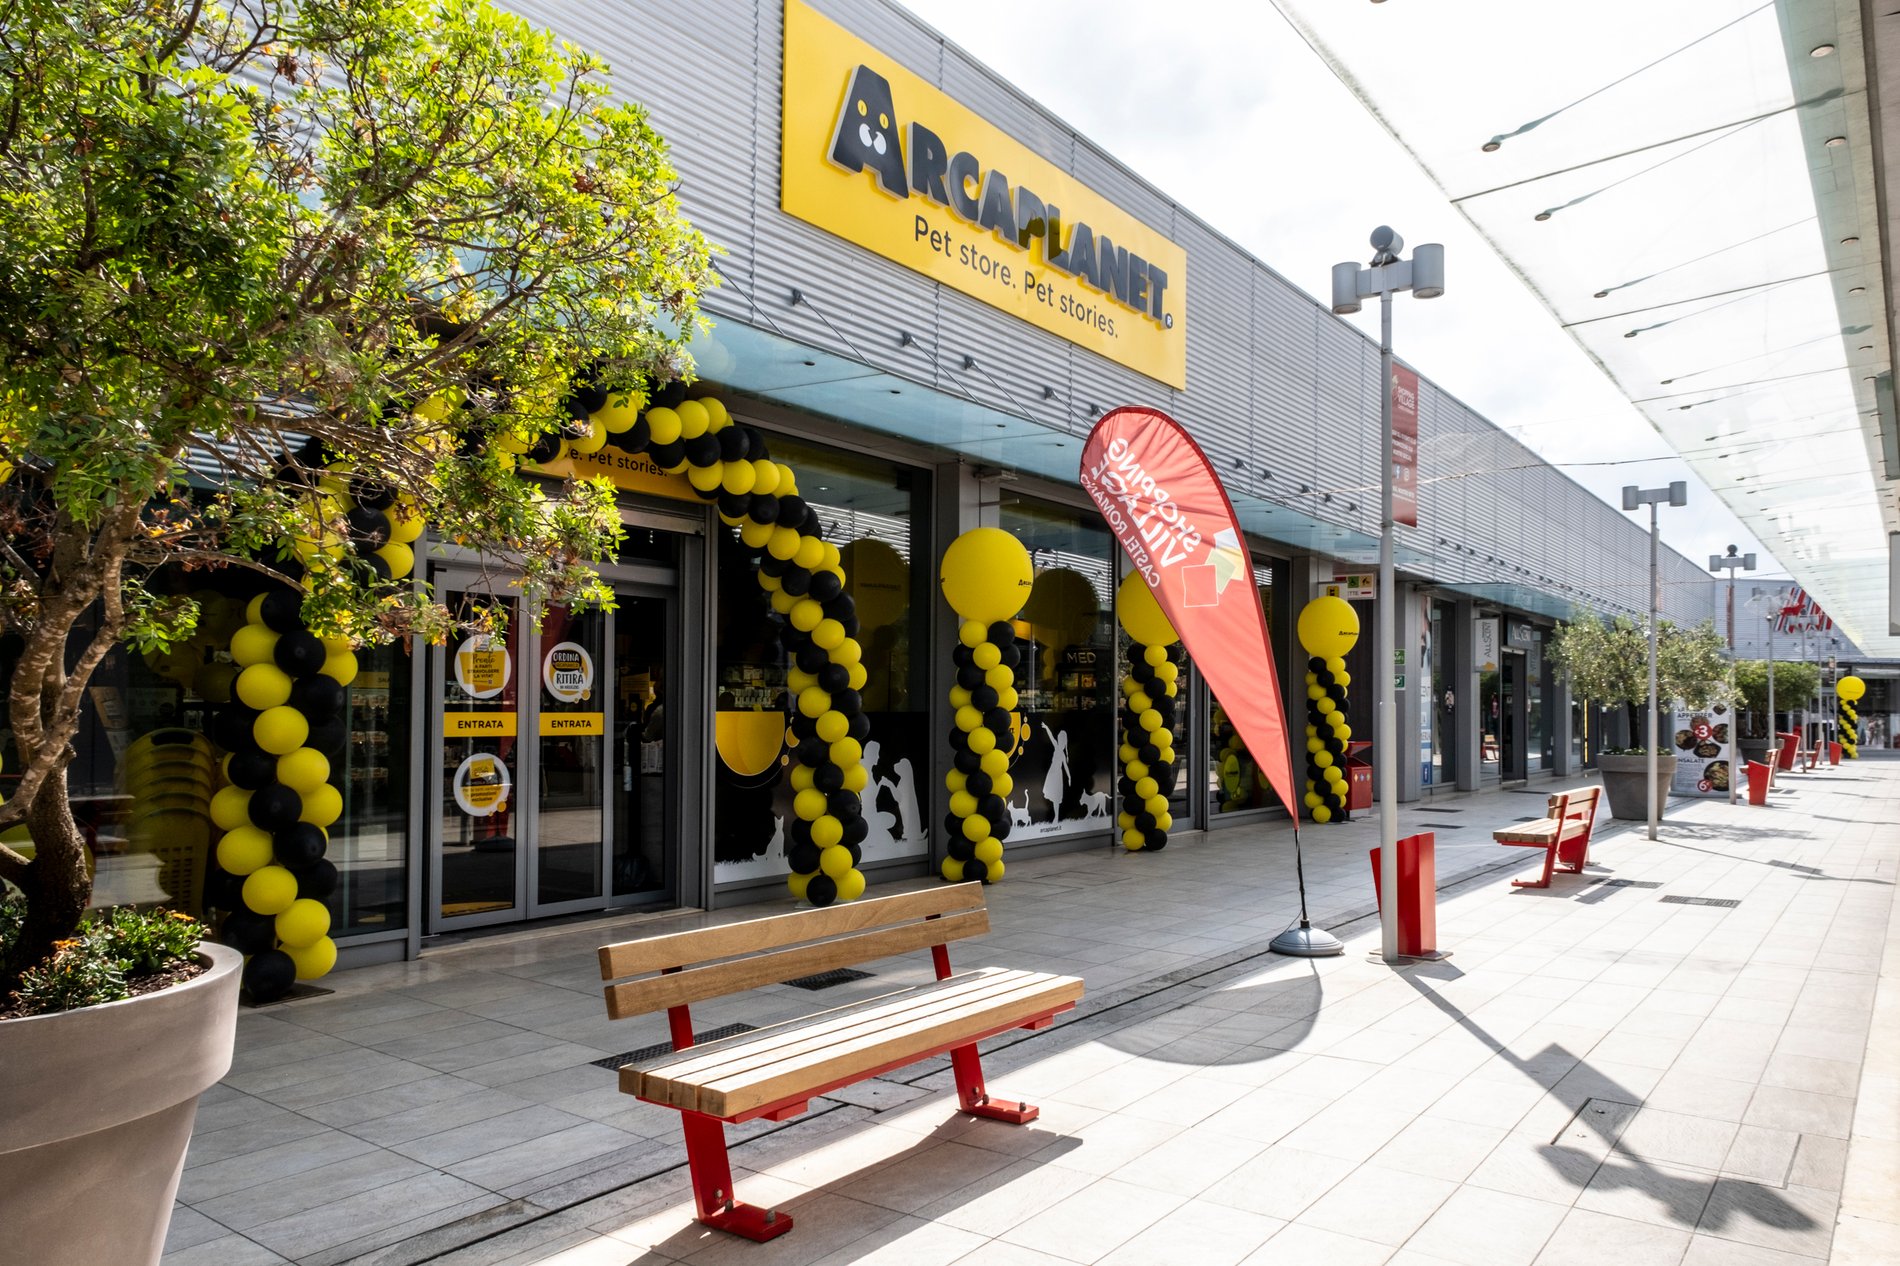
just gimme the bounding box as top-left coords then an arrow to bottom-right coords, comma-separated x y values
788,871 -> 812,899
794,535 -> 826,571
569,424 -> 609,455
941,857 -> 966,883
299,782 -> 343,827
278,747 -> 331,793
254,706 -> 309,755
321,648 -> 359,686
819,843 -> 854,877
1116,570 -> 1179,645
974,838 -> 1003,865
829,737 -> 862,768
230,624 -> 279,667
815,710 -> 849,744
287,936 -> 337,980
687,462 -> 724,492
376,542 -> 414,580
1297,596 -> 1361,657
216,826 -> 274,876
210,785 -> 254,832
794,787 -> 827,821
675,399 -> 711,439
593,392 -> 644,433
388,504 -> 425,545
242,864 -> 299,915
236,663 -> 292,710
720,461 -> 756,496
767,526 -> 802,560
275,897 -> 331,949
645,407 -> 682,445
843,764 -> 868,793
751,459 -> 781,496
1838,675 -> 1866,702
959,619 -> 988,648
836,868 -> 866,902
940,527 -> 1033,623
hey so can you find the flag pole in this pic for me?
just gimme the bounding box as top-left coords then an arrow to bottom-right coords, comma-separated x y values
1270,823 -> 1343,956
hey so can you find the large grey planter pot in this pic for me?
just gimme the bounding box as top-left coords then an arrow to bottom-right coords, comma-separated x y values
0,942 -> 241,1266
1597,754 -> 1671,821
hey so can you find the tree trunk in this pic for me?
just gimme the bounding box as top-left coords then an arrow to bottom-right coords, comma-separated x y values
4,765 -> 88,991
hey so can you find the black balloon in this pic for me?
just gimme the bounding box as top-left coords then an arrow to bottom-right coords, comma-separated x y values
796,645 -> 828,675
716,428 -> 748,462
809,571 -> 842,602
964,858 -> 991,885
948,836 -> 975,862
655,380 -> 688,409
847,712 -> 871,742
780,566 -> 811,596
526,431 -> 562,464
832,688 -> 862,717
682,434 -> 719,468
826,789 -> 859,819
817,663 -> 849,692
965,770 -> 993,798
813,761 -> 844,793
243,949 -> 297,1000
648,439 -> 686,469
982,708 -> 1010,735
795,737 -> 827,767
787,841 -> 821,874
346,506 -> 392,546
227,749 -> 277,790
204,869 -> 243,913
220,908 -> 278,955
290,675 -> 345,722
248,782 -> 304,831
305,716 -> 349,759
971,685 -> 999,712
749,495 -> 779,525
717,491 -> 753,521
987,622 -> 1015,646
273,822 -> 328,868
258,589 -> 304,634
212,704 -> 261,754
744,428 -> 768,461
806,873 -> 838,906
956,665 -> 984,690
953,748 -> 980,774
841,815 -> 868,847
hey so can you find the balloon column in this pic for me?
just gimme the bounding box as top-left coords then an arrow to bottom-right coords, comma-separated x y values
1837,675 -> 1864,759
1114,571 -> 1180,851
938,528 -> 1032,884
548,383 -> 873,906
1295,596 -> 1360,823
208,453 -> 422,1000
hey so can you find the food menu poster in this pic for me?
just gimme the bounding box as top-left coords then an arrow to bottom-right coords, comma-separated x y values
1670,705 -> 1732,797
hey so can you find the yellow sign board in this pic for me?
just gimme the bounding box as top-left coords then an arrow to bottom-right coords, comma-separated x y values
443,711 -> 518,738
531,447 -> 700,502
781,0 -> 1187,389
355,672 -> 391,690
539,712 -> 605,736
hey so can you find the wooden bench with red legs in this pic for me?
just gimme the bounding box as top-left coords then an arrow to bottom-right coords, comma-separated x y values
1492,786 -> 1602,889
596,883 -> 1083,1244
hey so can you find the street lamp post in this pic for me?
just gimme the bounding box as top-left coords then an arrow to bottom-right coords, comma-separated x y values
1709,545 -> 1756,803
1333,229 -> 1444,965
1623,482 -> 1688,841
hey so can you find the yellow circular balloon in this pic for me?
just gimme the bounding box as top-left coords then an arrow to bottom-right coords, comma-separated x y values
217,826 -> 274,876
230,624 -> 279,668
1116,570 -> 1179,645
236,663 -> 292,711
794,788 -> 827,821
797,686 -> 830,718
788,871 -> 812,899
961,814 -> 989,842
940,527 -> 1033,623
277,747 -> 331,793
376,542 -> 414,580
751,459 -> 781,496
254,706 -> 309,756
275,897 -> 331,949
843,764 -> 868,793
687,462 -> 724,492
388,505 -> 425,545
1311,804 -> 1332,823
941,857 -> 966,883
592,393 -> 643,433
210,785 -> 254,832
242,864 -> 299,915
675,399 -> 711,439
321,648 -> 359,686
793,535 -> 826,571
812,619 -> 845,650
816,710 -> 849,744
287,936 -> 337,980
790,599 -> 823,632
569,424 -> 609,455
645,406 -> 682,445
300,782 -> 343,827
1838,675 -> 1866,702
1123,829 -> 1145,850
967,727 -> 996,755
836,868 -> 866,902
974,838 -> 1004,865
959,619 -> 988,648
721,461 -> 757,496
819,843 -> 853,877
767,526 -> 802,561
829,737 -> 862,768
1298,596 -> 1361,657
973,642 -> 1002,670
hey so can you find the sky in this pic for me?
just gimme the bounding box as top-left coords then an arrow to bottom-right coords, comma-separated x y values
889,0 -> 1786,583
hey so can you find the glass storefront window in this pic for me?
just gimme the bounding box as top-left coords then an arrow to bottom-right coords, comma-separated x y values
712,433 -> 929,885
1428,601 -> 1454,787
1209,560 -> 1288,816
1000,495 -> 1115,840
1526,639 -> 1546,774
0,585 -> 409,938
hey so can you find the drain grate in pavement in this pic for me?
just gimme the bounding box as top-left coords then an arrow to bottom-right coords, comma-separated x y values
1588,878 -> 1664,889
591,1023 -> 758,1070
1659,895 -> 1741,908
1414,807 -> 1465,814
782,968 -> 875,991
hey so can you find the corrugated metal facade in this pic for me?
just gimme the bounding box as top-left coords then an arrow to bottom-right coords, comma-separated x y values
505,0 -> 1720,629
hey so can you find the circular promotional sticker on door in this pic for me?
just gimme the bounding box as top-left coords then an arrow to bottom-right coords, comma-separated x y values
542,641 -> 595,703
452,753 -> 512,817
454,634 -> 511,700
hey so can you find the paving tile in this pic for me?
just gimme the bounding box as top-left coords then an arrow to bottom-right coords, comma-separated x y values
1613,1109 -> 1740,1172
1742,1086 -> 1855,1138
1106,1123 -> 1266,1197
1531,1206 -> 1691,1266
1297,1164 -> 1457,1246
1786,1133 -> 1848,1191
1695,1180 -> 1838,1259
193,1148 -> 436,1231
913,1157 -> 1100,1238
1240,1221 -> 1395,1265
1372,1118 -> 1508,1182
1678,1237 -> 1825,1266
161,1233 -> 293,1265
1574,1157 -> 1717,1230
1401,1184 -> 1569,1266
1098,1199 -> 1285,1266
178,1128 -> 381,1204
1721,1125 -> 1799,1186
1200,1144 -> 1357,1220
163,1203 -> 230,1254
1000,1175 -> 1185,1261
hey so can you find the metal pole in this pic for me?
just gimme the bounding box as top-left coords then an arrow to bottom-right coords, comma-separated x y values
1647,501 -> 1660,841
1377,286 -> 1399,964
1727,571 -> 1737,805
1767,614 -> 1775,743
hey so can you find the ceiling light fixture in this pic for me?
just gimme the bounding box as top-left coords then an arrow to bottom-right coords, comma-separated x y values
1825,135 -> 1848,147
1842,236 -> 1860,245
1811,43 -> 1836,56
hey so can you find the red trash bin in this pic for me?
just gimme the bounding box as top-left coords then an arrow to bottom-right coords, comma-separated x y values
1828,741 -> 1842,765
1746,761 -> 1770,806
1775,732 -> 1799,771
1369,832 -> 1437,957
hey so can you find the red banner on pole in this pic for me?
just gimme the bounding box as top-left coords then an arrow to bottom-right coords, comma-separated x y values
1392,363 -> 1419,528
1079,406 -> 1297,816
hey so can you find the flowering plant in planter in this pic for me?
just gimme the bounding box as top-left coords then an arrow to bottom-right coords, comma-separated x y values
0,894 -> 206,1018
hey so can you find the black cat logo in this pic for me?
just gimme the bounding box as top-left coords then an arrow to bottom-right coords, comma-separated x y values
829,64 -> 908,198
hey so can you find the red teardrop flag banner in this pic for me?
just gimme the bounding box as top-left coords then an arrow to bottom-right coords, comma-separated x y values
1079,406 -> 1297,816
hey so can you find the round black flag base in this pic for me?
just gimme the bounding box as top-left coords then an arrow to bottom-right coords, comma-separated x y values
1270,922 -> 1344,958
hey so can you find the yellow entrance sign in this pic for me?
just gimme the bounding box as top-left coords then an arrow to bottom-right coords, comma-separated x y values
531,447 -> 699,502
781,0 -> 1187,389
539,712 -> 605,736
443,712 -> 518,738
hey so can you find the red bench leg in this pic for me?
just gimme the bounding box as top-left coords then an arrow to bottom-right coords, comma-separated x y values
1511,842 -> 1558,889
950,1043 -> 1039,1123
681,1111 -> 793,1241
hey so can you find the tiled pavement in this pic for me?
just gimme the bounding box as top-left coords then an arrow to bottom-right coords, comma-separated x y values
165,761 -> 1900,1265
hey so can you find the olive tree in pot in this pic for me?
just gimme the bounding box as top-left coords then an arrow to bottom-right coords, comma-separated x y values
0,2 -> 709,1262
1547,616 -> 1730,820
1730,659 -> 1822,765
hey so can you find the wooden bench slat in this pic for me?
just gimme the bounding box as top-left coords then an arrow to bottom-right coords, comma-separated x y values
604,910 -> 990,1020
650,972 -> 1083,1117
632,969 -> 1043,1108
599,884 -> 988,979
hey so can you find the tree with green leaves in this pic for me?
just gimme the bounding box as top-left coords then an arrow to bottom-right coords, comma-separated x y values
1730,659 -> 1821,739
1547,615 -> 1731,749
0,0 -> 712,982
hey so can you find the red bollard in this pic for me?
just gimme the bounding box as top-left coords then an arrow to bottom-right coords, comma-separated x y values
1746,760 -> 1770,806
1828,742 -> 1842,765
1775,732 -> 1799,771
1370,832 -> 1438,958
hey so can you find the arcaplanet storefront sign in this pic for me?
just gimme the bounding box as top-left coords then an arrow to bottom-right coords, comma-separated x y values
781,0 -> 1187,389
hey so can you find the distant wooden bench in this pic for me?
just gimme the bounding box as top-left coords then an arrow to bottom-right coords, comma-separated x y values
1493,786 -> 1601,889
597,884 -> 1082,1243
